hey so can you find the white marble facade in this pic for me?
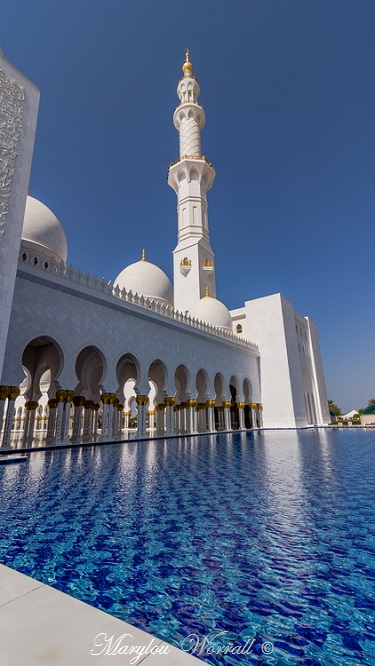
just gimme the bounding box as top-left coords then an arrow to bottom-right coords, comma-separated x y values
0,51 -> 330,448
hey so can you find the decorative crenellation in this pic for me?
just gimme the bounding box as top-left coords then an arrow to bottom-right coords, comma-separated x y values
0,69 -> 25,238
18,245 -> 259,352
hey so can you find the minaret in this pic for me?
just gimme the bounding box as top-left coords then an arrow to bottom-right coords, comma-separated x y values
168,50 -> 216,312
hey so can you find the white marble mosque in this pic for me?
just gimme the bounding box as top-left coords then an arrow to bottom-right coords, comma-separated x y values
0,50 -> 330,448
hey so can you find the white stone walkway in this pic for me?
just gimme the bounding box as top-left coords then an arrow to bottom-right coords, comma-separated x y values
0,564 -> 202,665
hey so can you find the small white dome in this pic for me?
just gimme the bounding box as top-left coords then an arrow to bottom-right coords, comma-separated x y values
189,293 -> 233,330
22,196 -> 68,264
115,256 -> 173,306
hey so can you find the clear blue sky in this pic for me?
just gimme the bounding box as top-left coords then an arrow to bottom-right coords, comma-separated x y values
2,0 -> 374,412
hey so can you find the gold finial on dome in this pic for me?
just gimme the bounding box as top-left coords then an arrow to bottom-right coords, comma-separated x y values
141,249 -> 146,261
182,48 -> 193,75
205,286 -> 209,297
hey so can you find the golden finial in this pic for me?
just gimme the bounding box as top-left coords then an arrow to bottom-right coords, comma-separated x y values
141,249 -> 146,261
205,286 -> 209,297
182,48 -> 193,75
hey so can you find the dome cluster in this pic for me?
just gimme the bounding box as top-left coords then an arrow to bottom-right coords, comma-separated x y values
21,198 -> 233,331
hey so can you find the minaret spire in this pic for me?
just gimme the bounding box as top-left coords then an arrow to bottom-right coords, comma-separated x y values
168,52 -> 216,312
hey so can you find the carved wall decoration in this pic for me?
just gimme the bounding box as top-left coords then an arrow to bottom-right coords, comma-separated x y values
0,68 -> 25,238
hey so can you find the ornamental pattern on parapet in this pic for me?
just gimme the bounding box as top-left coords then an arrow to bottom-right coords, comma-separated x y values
0,68 -> 25,238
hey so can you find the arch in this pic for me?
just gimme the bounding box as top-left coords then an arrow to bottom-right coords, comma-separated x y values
174,364 -> 191,403
229,375 -> 239,430
196,368 -> 209,403
214,372 -> 225,404
75,345 -> 105,402
190,168 -> 199,181
22,336 -> 64,401
148,359 -> 168,404
236,324 -> 243,334
116,353 -> 140,401
243,378 -> 252,403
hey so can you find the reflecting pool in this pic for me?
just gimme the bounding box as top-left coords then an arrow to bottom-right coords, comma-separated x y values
0,429 -> 374,665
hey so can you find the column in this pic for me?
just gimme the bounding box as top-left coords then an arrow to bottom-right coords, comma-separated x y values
164,397 -> 175,436
155,404 -> 165,435
136,395 -> 149,437
23,400 -> 38,444
197,403 -> 207,432
0,387 -> 9,442
116,404 -> 124,437
257,403 -> 263,428
124,411 -> 130,429
238,402 -> 245,430
82,401 -> 93,438
100,393 -> 111,439
222,401 -> 231,430
1,387 -> 20,448
148,410 -> 155,429
186,399 -> 197,434
72,396 -> 86,442
206,400 -> 216,432
46,399 -> 58,442
250,403 -> 257,428
54,391 -> 67,442
93,403 -> 100,438
174,405 -> 180,434
107,394 -> 118,439
217,406 -> 224,431
62,391 -> 74,442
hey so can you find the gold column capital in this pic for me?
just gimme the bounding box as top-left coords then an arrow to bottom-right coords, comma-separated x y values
206,400 -> 216,408
25,400 -> 38,410
9,386 -> 20,401
101,392 -> 112,405
257,403 -> 263,410
93,403 -> 100,411
186,399 -> 197,407
250,403 -> 257,409
0,386 -> 10,400
197,402 -> 207,410
73,396 -> 86,407
136,395 -> 149,406
117,404 -> 124,411
48,398 -> 58,409
237,402 -> 245,409
56,390 -> 67,402
164,397 -> 175,407
222,401 -> 231,409
155,404 -> 166,412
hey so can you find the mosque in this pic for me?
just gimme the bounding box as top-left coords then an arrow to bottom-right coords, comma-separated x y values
0,50 -> 330,448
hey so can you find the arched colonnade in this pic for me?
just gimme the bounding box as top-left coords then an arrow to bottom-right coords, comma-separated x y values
0,336 -> 263,448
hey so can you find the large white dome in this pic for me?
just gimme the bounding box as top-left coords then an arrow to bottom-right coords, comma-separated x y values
22,196 -> 68,264
115,255 -> 173,306
189,293 -> 233,330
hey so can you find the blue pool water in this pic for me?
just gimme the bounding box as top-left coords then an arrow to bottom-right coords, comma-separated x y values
0,429 -> 374,665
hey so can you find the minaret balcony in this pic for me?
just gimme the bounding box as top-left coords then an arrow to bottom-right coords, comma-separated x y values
202,259 -> 214,273
180,258 -> 192,276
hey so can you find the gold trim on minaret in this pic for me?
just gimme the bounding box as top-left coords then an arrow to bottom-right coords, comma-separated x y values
205,286 -> 209,297
182,48 -> 193,75
141,249 -> 146,261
